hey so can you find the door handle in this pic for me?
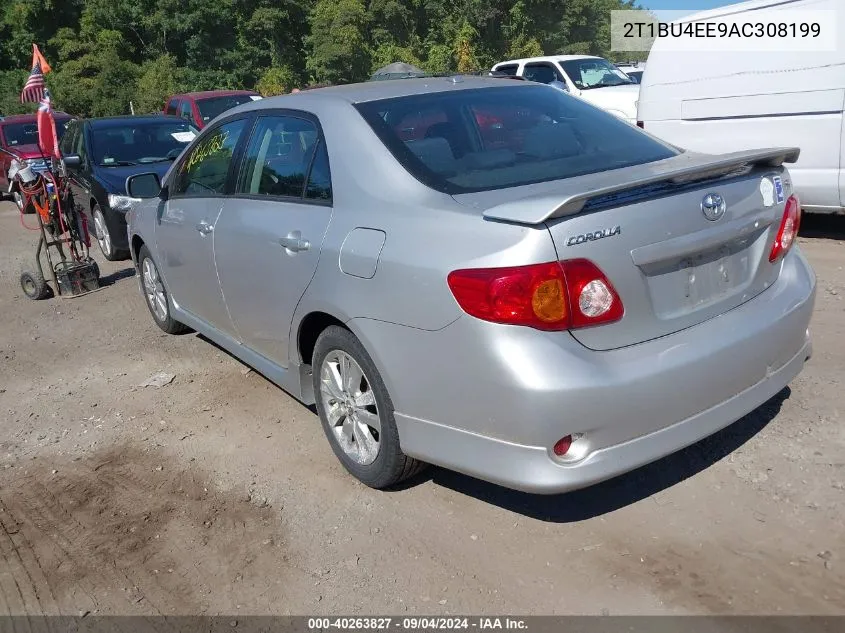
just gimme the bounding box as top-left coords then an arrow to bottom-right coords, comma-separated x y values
196,220 -> 214,235
278,231 -> 310,253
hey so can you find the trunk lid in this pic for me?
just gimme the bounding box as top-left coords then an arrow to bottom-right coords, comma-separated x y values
453,148 -> 798,351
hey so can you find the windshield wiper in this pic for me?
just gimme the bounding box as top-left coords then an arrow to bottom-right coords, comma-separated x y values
99,160 -> 137,166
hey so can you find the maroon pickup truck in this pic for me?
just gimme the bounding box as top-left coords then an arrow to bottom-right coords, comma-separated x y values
1,112 -> 72,212
162,90 -> 261,130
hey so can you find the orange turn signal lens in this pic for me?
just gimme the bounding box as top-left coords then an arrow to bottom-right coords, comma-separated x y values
531,278 -> 567,323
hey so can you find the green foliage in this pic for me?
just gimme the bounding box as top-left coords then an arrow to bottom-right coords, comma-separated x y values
256,65 -> 299,96
305,0 -> 371,84
0,0 -> 641,117
135,54 -> 182,113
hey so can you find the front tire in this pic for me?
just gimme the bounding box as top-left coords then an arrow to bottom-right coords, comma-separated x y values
93,204 -> 127,261
138,245 -> 187,334
312,326 -> 426,489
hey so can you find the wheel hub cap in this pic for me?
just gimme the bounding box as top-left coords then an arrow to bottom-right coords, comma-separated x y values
319,350 -> 382,466
142,258 -> 168,322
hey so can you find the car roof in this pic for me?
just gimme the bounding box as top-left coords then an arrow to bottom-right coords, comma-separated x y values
0,111 -> 71,124
494,55 -> 602,67
86,114 -> 187,128
254,76 -> 533,107
175,90 -> 259,100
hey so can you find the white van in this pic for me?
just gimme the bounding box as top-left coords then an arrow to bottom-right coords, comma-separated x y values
637,0 -> 845,214
491,55 -> 640,123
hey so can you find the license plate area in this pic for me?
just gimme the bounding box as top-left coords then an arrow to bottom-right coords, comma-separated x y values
645,238 -> 757,320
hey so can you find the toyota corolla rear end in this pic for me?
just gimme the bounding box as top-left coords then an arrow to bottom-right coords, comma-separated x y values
352,82 -> 815,494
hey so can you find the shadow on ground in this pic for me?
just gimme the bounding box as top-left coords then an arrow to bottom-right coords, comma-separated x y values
399,388 -> 790,522
800,213 -> 845,240
98,266 -> 136,287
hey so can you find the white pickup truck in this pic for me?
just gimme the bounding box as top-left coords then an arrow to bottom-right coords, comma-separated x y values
491,55 -> 640,124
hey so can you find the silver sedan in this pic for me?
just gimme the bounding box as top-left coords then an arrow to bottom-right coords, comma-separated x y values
126,77 -> 815,494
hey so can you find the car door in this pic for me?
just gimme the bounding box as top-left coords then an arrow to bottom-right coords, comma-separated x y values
62,121 -> 94,216
156,116 -> 249,335
213,112 -> 333,367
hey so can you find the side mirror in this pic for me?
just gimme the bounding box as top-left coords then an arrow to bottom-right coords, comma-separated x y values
62,154 -> 81,169
126,172 -> 162,199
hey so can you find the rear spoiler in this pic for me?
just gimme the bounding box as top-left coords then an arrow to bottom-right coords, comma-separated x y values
482,147 -> 800,225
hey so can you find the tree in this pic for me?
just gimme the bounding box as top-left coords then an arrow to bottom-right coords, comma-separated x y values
0,0 -> 642,117
305,0 -> 371,84
256,65 -> 299,96
134,54 -> 182,113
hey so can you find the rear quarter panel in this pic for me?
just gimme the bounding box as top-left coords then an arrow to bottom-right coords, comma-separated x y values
290,97 -> 559,341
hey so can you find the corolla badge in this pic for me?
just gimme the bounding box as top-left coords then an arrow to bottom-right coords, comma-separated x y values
701,193 -> 726,221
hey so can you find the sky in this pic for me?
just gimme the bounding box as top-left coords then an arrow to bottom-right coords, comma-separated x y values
642,0 -> 740,16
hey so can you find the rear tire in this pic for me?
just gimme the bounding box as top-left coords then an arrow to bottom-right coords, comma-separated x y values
20,269 -> 52,300
138,244 -> 187,334
312,325 -> 426,489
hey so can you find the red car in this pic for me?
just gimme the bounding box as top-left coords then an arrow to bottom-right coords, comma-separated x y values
1,112 -> 73,212
163,90 -> 261,130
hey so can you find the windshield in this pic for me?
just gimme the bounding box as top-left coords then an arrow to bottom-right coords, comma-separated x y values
195,95 -> 256,124
355,85 -> 676,195
91,120 -> 199,166
559,58 -> 635,90
3,120 -> 69,147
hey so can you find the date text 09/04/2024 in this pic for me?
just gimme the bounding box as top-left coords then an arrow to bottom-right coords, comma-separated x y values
307,618 -> 528,630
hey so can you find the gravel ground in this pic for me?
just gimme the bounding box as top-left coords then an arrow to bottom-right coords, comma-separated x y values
0,201 -> 843,616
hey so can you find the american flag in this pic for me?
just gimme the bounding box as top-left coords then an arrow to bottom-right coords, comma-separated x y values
21,60 -> 46,103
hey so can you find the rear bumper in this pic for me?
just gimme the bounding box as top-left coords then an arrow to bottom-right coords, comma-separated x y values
352,247 -> 816,494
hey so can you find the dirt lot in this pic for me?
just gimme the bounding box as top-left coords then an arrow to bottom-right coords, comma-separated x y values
0,200 -> 843,616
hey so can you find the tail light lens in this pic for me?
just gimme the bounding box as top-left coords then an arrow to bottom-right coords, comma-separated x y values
447,258 -> 623,331
769,194 -> 801,263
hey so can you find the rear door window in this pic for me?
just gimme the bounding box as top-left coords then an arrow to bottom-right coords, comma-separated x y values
494,64 -> 519,76
236,115 -> 319,199
522,63 -> 562,84
165,98 -> 179,115
355,85 -> 677,195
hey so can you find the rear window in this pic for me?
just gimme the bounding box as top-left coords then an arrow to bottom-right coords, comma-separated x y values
195,95 -> 256,124
354,85 -> 677,195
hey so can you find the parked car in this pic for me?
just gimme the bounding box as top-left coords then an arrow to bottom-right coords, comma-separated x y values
163,90 -> 262,130
126,77 -> 815,494
60,115 -> 198,260
615,62 -> 645,84
491,55 -> 640,122
638,0 -> 844,214
1,112 -> 72,212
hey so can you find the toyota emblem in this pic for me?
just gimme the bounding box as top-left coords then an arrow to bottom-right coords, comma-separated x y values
701,193 -> 726,221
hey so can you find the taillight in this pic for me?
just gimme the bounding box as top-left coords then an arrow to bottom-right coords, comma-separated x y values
769,194 -> 801,263
447,258 -> 623,331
